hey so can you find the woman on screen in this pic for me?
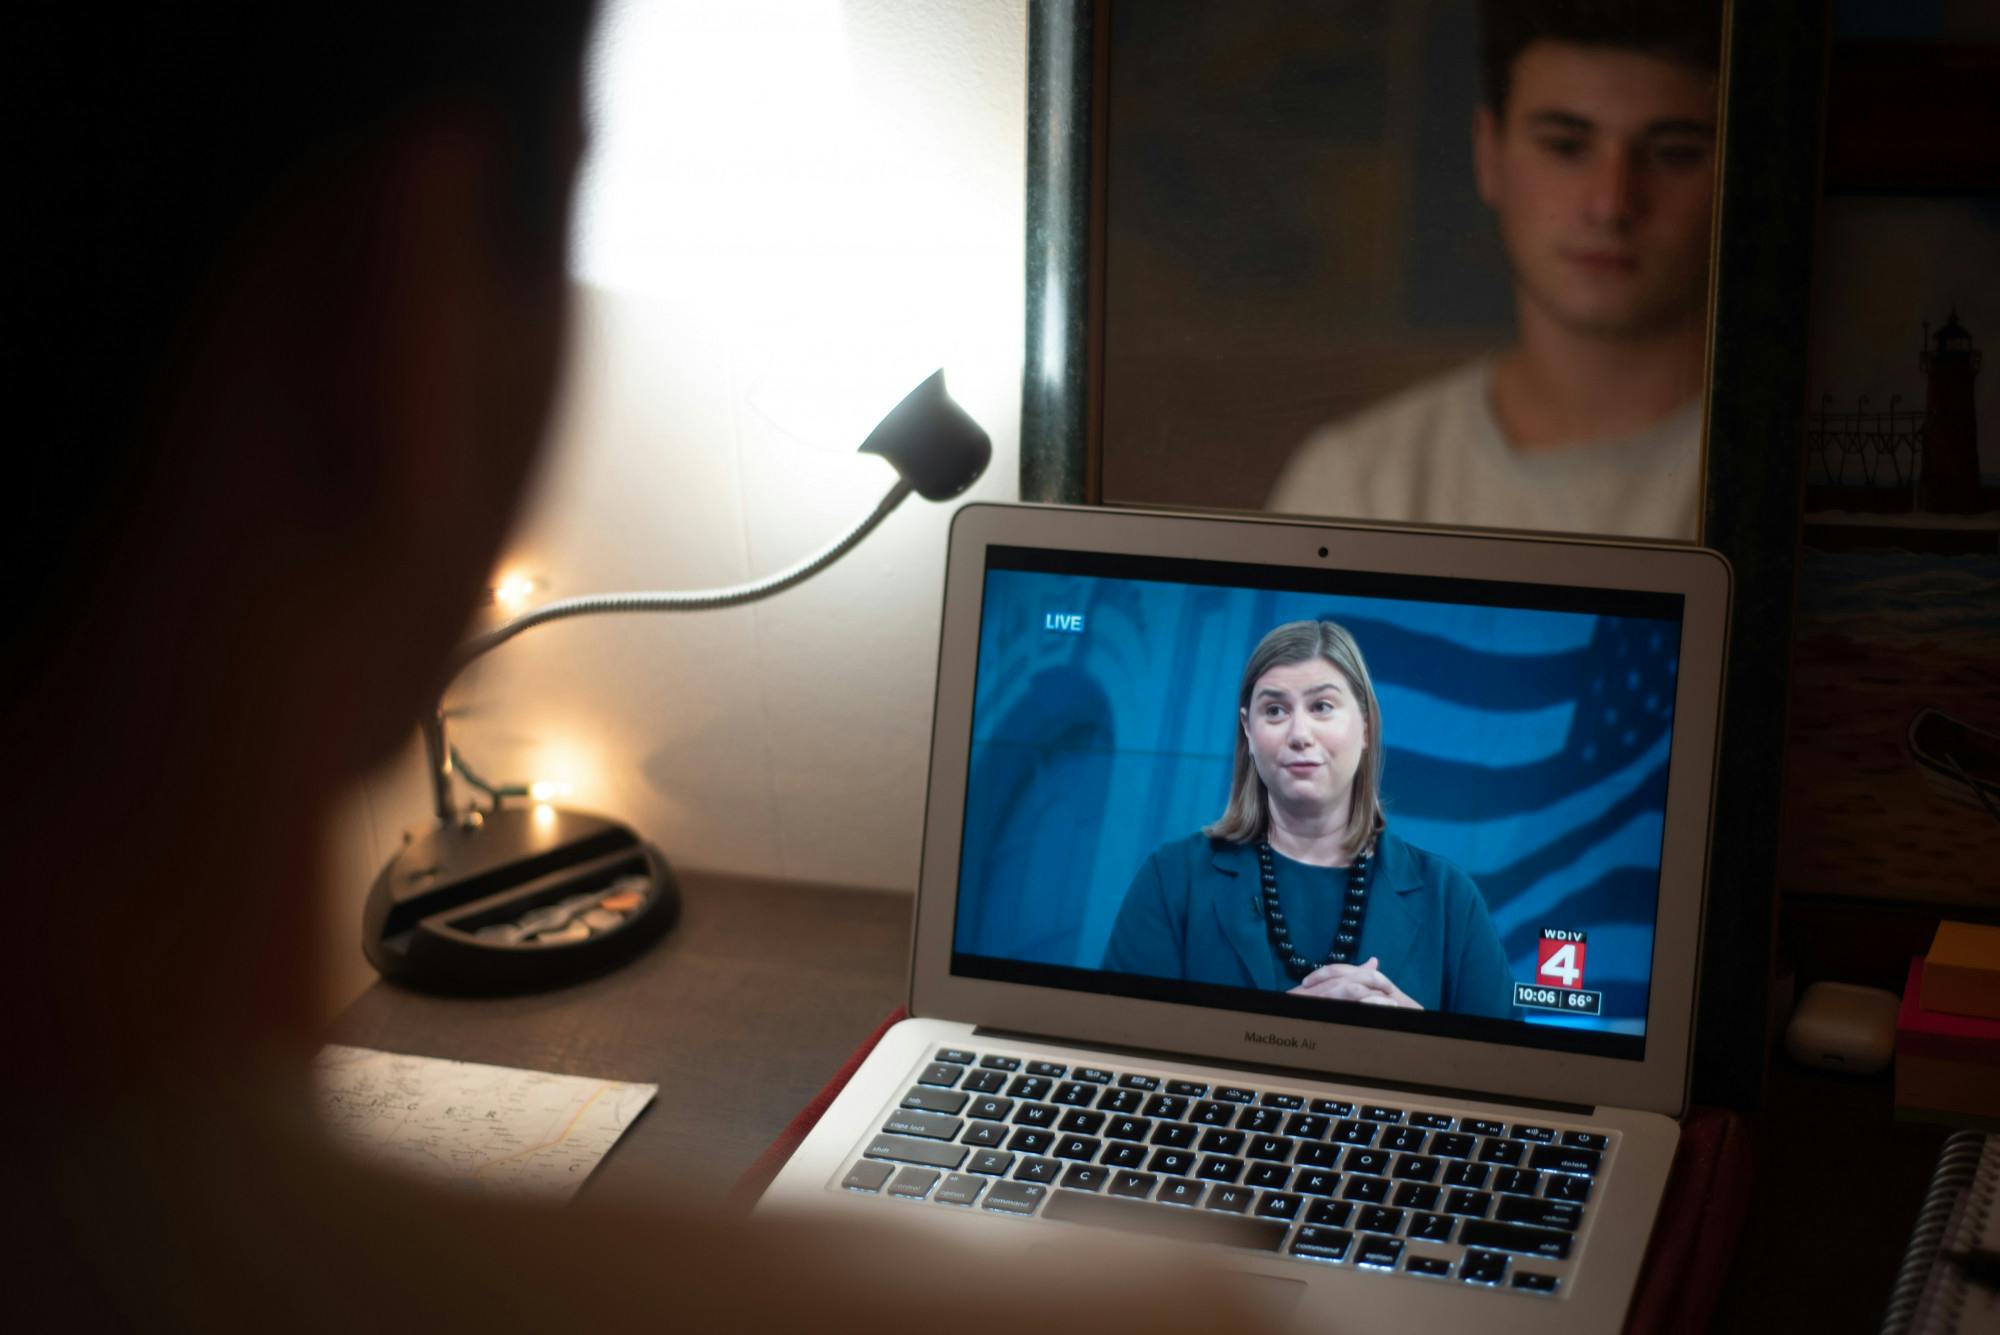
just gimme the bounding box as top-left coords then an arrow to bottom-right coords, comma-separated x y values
1102,619 -> 1514,1018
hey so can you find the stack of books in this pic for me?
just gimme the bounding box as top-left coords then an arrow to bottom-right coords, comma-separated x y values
1897,922 -> 2000,1130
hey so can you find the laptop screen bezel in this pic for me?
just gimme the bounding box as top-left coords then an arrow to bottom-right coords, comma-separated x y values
908,503 -> 1729,1118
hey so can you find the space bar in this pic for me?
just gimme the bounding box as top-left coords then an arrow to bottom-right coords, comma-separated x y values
1041,1190 -> 1289,1252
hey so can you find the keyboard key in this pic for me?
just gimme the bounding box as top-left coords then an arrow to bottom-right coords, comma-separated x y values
935,1173 -> 983,1206
1495,1196 -> 1584,1232
1199,1129 -> 1247,1156
1392,1155 -> 1439,1182
1006,1076 -> 1052,1101
1142,1094 -> 1189,1120
1430,1133 -> 1475,1159
1073,1067 -> 1114,1085
1238,1107 -> 1284,1134
1345,1149 -> 1390,1175
1042,1188 -> 1288,1251
1196,1156 -> 1245,1183
1011,1103 -> 1056,1129
1054,1135 -> 1101,1162
882,1110 -> 963,1140
1493,1168 -> 1542,1196
1514,1125 -> 1557,1144
1464,1119 -> 1507,1137
1530,1145 -> 1604,1177
962,1124 -> 1008,1149
1445,1189 -> 1493,1218
1255,1192 -> 1304,1222
968,1096 -> 1014,1121
1356,1205 -> 1404,1234
1410,1112 -> 1454,1130
1513,1272 -> 1561,1294
1458,1219 -> 1574,1260
1260,1092 -> 1305,1110
1052,1082 -> 1097,1107
888,1166 -> 939,1199
979,1055 -> 1021,1072
1007,1129 -> 1054,1155
1148,1149 -> 1196,1175
1355,1235 -> 1404,1269
1342,1176 -> 1389,1203
1394,1184 -> 1441,1211
1332,1120 -> 1378,1146
981,1180 -> 1047,1215
1215,1086 -> 1257,1104
1442,1162 -> 1491,1189
1026,1060 -> 1067,1078
1406,1254 -> 1453,1277
1295,1143 -> 1342,1170
1119,1073 -> 1160,1091
1150,1123 -> 1197,1149
936,1048 -> 978,1065
1284,1113 -> 1331,1141
917,1062 -> 965,1088
1109,1170 -> 1157,1199
1060,1164 -> 1109,1192
1102,1144 -> 1148,1169
1206,1186 -> 1255,1213
1060,1110 -> 1106,1136
1158,1179 -> 1204,1207
1309,1098 -> 1354,1117
903,1087 -> 970,1115
1097,1088 -> 1144,1115
1409,1212 -> 1455,1243
1247,1136 -> 1293,1163
1306,1198 -> 1354,1228
1547,1174 -> 1593,1203
1106,1116 -> 1153,1142
1166,1079 -> 1209,1097
1478,1139 -> 1526,1166
1360,1106 -> 1406,1123
968,1150 -> 1013,1176
1294,1170 -> 1340,1197
1290,1226 -> 1354,1263
963,1070 -> 1008,1095
1015,1157 -> 1059,1183
1243,1164 -> 1290,1190
865,1135 -> 967,1170
1562,1130 -> 1609,1152
1382,1126 -> 1427,1153
1460,1249 -> 1508,1285
1192,1101 -> 1236,1127
841,1160 -> 893,1193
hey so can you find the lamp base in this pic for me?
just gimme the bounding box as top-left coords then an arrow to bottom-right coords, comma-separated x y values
362,805 -> 678,993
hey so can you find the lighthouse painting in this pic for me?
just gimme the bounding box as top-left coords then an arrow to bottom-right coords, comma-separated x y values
1778,196 -> 2000,906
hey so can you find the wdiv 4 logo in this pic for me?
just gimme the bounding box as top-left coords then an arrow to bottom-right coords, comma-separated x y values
1512,927 -> 1605,1017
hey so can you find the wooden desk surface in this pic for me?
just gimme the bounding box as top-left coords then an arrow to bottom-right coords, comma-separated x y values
327,869 -> 1953,1329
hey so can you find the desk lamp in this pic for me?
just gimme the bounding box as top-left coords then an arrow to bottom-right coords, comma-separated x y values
362,370 -> 990,991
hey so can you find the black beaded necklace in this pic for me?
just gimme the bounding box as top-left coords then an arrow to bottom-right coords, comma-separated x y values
1257,837 -> 1375,983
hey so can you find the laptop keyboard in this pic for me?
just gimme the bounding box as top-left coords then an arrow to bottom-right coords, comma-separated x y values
836,1046 -> 1610,1297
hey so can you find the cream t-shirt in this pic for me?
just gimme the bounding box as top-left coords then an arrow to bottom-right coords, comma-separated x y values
1267,360 -> 1702,542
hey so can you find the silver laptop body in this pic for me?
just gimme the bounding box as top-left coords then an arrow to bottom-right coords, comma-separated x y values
761,503 -> 1731,1334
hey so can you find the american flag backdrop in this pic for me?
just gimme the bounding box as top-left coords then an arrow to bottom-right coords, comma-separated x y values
953,571 -> 1681,1037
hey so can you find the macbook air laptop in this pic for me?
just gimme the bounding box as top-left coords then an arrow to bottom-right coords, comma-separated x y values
760,502 -> 1730,1332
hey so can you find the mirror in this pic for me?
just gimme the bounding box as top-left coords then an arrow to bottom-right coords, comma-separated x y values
1089,0 -> 1724,542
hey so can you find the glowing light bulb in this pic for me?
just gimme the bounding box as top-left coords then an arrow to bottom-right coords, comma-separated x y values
490,572 -> 541,611
528,779 -> 572,803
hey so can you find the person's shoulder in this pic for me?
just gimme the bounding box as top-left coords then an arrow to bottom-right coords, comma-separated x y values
1151,831 -> 1235,871
1376,828 -> 1477,893
1268,360 -> 1494,512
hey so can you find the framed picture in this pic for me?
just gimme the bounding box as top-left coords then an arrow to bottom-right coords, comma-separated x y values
1021,0 -> 1830,1107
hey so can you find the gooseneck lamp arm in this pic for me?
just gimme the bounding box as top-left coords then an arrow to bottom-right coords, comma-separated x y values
417,369 -> 989,825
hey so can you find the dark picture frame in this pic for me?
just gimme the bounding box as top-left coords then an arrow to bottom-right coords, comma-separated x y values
1022,0 -> 1832,1109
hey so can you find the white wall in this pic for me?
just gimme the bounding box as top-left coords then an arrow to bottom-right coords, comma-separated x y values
320,0 -> 1028,1016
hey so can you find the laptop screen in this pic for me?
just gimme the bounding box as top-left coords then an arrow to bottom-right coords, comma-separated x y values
948,545 -> 1687,1064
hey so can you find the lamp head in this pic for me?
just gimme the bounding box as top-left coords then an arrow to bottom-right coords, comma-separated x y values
858,370 -> 991,501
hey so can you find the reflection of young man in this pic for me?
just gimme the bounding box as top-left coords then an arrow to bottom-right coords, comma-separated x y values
1269,2 -> 1720,541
